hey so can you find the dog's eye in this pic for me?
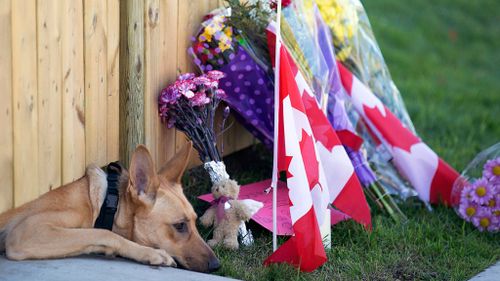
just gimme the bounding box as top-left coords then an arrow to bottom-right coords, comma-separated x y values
173,222 -> 187,233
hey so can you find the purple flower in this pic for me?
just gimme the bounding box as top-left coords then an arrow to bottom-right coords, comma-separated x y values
460,183 -> 474,202
470,178 -> 494,205
178,72 -> 195,81
177,81 -> 196,98
193,76 -> 211,86
159,86 -> 180,104
471,208 -> 497,232
488,194 -> 500,211
215,89 -> 226,99
190,92 -> 211,106
483,157 -> 500,183
458,199 -> 480,222
206,70 -> 225,80
223,106 -> 230,119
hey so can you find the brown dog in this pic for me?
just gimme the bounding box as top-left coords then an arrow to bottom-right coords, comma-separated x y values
0,142 -> 220,273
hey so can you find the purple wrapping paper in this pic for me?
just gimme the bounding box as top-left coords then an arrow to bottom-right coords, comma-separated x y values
218,45 -> 275,148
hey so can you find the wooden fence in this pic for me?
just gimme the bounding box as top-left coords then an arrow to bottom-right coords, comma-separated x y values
0,0 -> 254,213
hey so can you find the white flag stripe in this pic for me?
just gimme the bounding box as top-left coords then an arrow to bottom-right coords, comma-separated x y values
316,143 -> 355,202
351,77 -> 387,117
392,144 -> 439,202
282,96 -> 313,223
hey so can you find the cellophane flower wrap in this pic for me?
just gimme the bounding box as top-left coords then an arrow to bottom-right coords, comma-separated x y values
216,0 -> 405,221
451,143 -> 500,232
189,7 -> 275,149
277,0 -> 406,221
316,0 -> 424,200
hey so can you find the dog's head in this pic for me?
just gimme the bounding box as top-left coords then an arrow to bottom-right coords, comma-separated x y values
116,142 -> 219,273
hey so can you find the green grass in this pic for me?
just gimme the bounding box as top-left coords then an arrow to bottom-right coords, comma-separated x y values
182,0 -> 500,280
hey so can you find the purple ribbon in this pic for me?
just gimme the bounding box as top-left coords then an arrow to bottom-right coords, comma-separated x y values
346,147 -> 377,186
211,195 -> 231,222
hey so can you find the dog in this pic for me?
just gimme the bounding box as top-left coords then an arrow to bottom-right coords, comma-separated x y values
0,142 -> 220,273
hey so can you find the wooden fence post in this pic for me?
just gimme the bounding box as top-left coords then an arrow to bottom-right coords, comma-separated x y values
119,0 -> 144,168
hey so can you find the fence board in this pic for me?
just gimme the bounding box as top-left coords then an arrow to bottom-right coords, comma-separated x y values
107,0 -> 120,163
176,0 -> 216,166
1,0 -> 256,212
0,0 -> 13,212
144,0 -> 178,169
37,0 -> 62,193
12,0 -> 39,206
61,0 -> 86,184
84,0 -> 108,167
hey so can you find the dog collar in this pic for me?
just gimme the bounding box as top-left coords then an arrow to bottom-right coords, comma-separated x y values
94,162 -> 121,230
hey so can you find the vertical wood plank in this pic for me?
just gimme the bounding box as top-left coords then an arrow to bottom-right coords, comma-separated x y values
61,0 -> 86,184
37,0 -> 62,193
84,0 -> 108,167
106,0 -> 120,162
176,0 -> 214,166
0,0 -> 13,212
144,0 -> 177,169
119,0 -> 144,168
12,0 -> 39,206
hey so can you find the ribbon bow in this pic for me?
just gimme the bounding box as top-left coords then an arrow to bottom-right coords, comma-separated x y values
211,195 -> 231,222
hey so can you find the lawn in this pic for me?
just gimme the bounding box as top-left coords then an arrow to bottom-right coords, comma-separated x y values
183,0 -> 500,280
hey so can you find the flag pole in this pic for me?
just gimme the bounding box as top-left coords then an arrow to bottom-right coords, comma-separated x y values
271,0 -> 282,252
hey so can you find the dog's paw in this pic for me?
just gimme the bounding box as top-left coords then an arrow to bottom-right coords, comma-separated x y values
141,248 -> 177,267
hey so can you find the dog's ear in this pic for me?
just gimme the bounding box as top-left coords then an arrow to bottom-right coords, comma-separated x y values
128,145 -> 159,205
159,141 -> 193,183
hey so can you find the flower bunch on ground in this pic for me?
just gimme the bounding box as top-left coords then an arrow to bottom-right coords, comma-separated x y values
458,157 -> 500,232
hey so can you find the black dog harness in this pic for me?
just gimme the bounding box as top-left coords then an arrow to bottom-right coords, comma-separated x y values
94,162 -> 122,230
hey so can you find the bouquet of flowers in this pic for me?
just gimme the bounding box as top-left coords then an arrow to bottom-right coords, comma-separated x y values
316,0 -> 415,133
316,0 -> 426,200
276,0 -> 406,221
158,71 -> 258,246
189,6 -> 276,148
452,143 -> 500,232
189,0 -> 404,221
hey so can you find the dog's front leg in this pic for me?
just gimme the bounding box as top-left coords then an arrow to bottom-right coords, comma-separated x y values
6,226 -> 176,267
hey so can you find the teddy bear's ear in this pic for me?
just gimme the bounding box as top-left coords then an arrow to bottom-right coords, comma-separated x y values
158,141 -> 193,183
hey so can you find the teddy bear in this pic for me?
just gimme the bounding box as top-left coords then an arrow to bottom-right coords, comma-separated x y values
200,179 -> 263,250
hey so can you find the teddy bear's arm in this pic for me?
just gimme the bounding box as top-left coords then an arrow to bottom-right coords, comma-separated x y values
229,199 -> 263,221
200,207 -> 216,227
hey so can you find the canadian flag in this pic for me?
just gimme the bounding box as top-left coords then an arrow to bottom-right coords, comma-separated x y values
337,63 -> 460,205
263,27 -> 371,272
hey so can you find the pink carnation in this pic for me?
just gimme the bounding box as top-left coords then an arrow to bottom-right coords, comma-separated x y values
206,70 -> 225,80
190,92 -> 211,106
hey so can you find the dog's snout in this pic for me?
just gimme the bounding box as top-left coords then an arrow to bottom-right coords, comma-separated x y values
207,257 -> 221,272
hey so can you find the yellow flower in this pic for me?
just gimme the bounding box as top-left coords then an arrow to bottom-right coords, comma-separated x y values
218,40 -> 230,52
336,46 -> 352,62
224,27 -> 232,38
200,29 -> 213,43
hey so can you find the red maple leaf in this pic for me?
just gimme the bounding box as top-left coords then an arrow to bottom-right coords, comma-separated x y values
299,130 -> 322,191
301,93 -> 341,151
363,105 -> 420,152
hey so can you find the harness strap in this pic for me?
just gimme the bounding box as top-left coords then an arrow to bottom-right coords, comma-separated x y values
94,162 -> 121,230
